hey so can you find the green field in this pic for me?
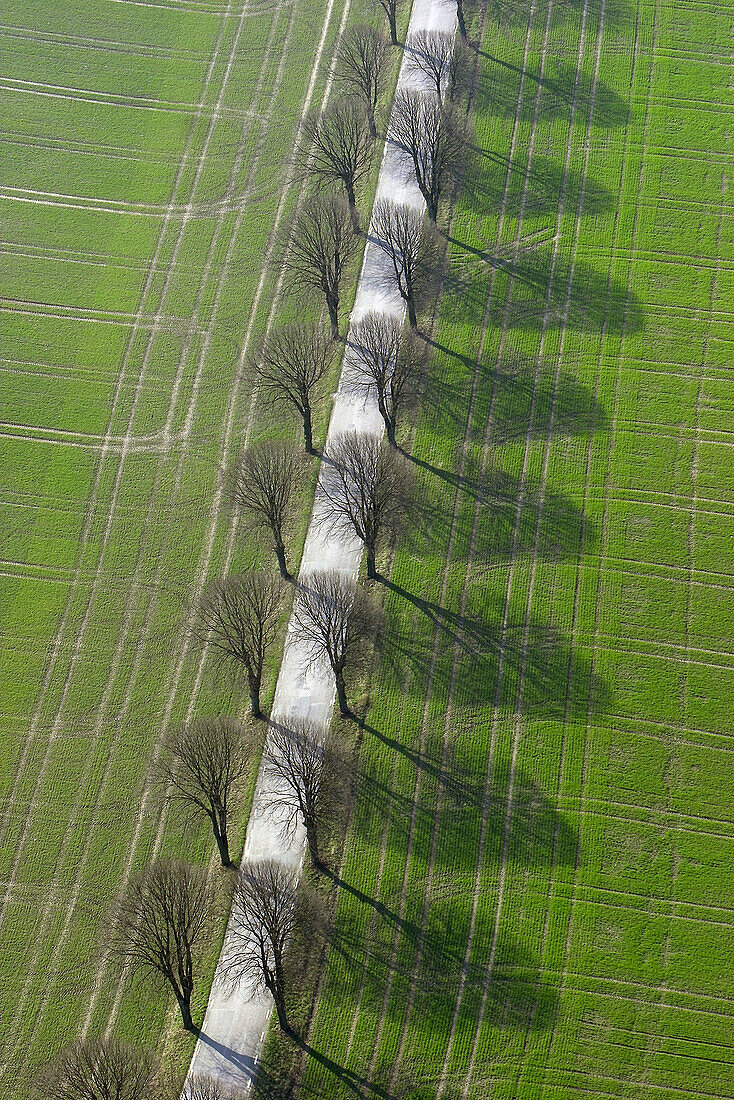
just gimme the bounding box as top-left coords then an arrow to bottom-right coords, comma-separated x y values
265,0 -> 734,1097
0,0 -> 399,1093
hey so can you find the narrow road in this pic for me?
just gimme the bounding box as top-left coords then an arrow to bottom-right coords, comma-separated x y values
185,0 -> 457,1091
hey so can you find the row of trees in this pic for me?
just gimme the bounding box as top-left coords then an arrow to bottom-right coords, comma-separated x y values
33,5 -> 485,1097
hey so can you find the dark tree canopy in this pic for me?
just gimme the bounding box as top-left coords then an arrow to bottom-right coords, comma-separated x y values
252,322 -> 335,454
221,860 -> 305,1033
292,569 -> 382,715
194,572 -> 286,719
157,718 -> 253,867
335,24 -> 389,138
349,311 -> 427,445
299,99 -> 374,229
263,718 -> 343,870
227,441 -> 305,579
370,200 -> 436,329
389,90 -> 465,222
281,193 -> 358,338
32,1037 -> 158,1100
319,430 -> 411,579
107,861 -> 211,1033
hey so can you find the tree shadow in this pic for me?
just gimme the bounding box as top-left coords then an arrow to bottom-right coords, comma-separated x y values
417,348 -> 606,451
474,57 -> 630,128
447,247 -> 644,334
482,352 -> 607,444
352,747 -> 578,872
380,583 -> 611,718
325,908 -> 559,1046
401,459 -> 595,565
461,149 -> 615,220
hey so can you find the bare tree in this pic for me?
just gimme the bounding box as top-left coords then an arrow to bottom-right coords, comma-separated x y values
195,573 -> 286,719
373,0 -> 403,45
281,194 -> 358,338
299,99 -> 374,230
320,430 -> 410,579
32,1038 -> 158,1100
406,29 -> 455,99
252,323 -> 334,454
292,569 -> 382,715
389,90 -> 465,222
370,200 -> 436,329
182,1079 -> 248,1100
156,719 -> 253,868
349,312 -> 427,445
227,442 -> 305,579
107,861 -> 211,1033
221,860 -> 303,1033
336,24 -> 389,138
263,719 -> 343,870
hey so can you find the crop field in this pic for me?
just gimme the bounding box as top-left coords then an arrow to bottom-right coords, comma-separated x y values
278,0 -> 734,1097
0,0 -> 393,1093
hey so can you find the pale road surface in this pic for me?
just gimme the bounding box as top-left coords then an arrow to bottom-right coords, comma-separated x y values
186,0 -> 458,1091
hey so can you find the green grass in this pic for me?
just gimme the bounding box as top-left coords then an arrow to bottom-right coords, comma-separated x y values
0,0 -> 403,1092
262,0 -> 734,1097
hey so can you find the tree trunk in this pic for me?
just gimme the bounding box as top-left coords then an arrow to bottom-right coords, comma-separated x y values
270,957 -> 292,1033
378,396 -> 396,447
272,988 -> 291,1033
248,671 -> 263,719
175,987 -> 195,1033
303,405 -> 315,454
334,668 -> 350,716
415,173 -> 438,223
327,296 -> 340,339
367,102 -> 377,139
213,815 -> 231,867
345,180 -> 360,232
306,819 -> 324,870
406,294 -> 417,331
366,544 -> 378,580
388,12 -> 398,46
457,2 -> 467,38
275,541 -> 291,581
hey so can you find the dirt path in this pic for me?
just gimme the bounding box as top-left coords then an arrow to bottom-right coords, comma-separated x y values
185,0 -> 459,1091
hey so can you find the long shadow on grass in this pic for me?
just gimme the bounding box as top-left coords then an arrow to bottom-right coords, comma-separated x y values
404,461 -> 594,564
351,754 -> 577,872
379,586 -> 610,718
474,58 -> 629,129
422,352 -> 607,446
325,910 -> 558,1043
461,149 -> 615,221
445,247 -> 644,335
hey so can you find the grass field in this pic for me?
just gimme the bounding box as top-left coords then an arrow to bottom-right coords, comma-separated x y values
0,0 -> 404,1092
260,0 -> 734,1096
